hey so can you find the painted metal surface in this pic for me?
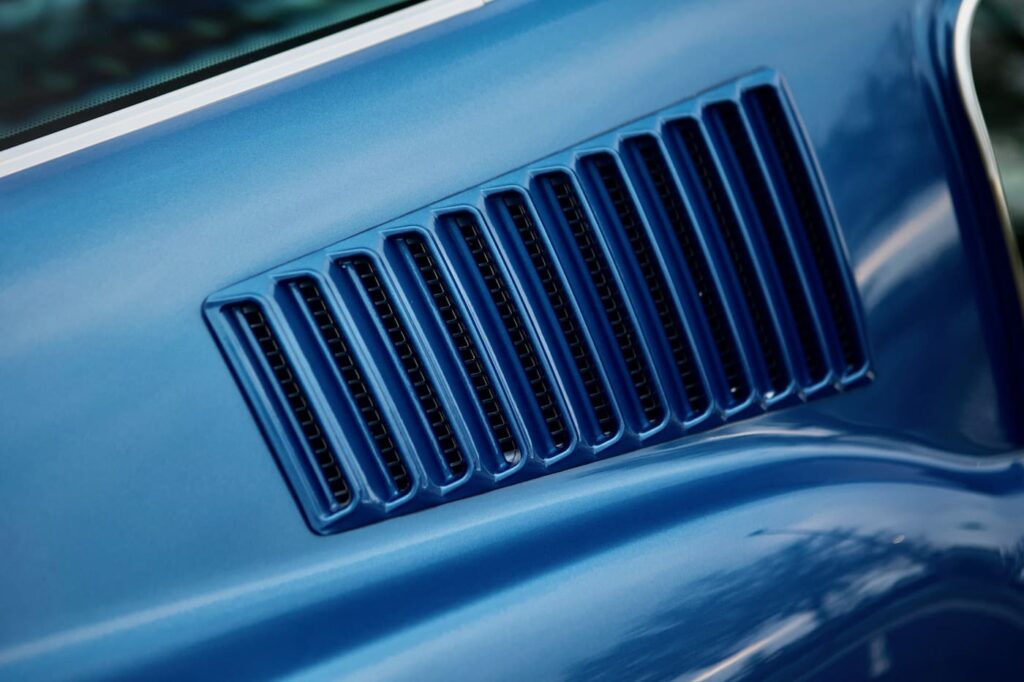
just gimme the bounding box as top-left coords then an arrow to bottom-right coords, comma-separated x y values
0,0 -> 1021,679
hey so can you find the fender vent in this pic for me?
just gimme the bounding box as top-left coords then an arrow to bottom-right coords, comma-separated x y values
207,71 -> 870,534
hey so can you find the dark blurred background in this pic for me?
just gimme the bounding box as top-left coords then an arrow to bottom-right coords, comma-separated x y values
973,0 -> 1024,254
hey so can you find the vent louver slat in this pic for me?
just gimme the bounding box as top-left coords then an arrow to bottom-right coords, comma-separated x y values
207,72 -> 869,534
541,172 -> 664,429
586,154 -> 710,418
449,211 -> 571,455
708,102 -> 828,385
670,117 -> 790,398
401,234 -> 522,467
495,192 -> 619,442
294,277 -> 411,498
236,302 -> 352,506
628,135 -> 752,407
747,85 -> 865,376
341,256 -> 467,481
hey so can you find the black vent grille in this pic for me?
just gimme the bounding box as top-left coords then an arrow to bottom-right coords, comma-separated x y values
627,135 -> 752,407
707,102 -> 828,385
207,72 -> 869,534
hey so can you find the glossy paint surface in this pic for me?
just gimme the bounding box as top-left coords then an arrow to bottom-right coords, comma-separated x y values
0,0 -> 1022,679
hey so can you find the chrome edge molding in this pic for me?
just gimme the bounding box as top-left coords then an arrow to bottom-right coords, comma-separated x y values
0,0 -> 491,180
954,0 -> 1024,312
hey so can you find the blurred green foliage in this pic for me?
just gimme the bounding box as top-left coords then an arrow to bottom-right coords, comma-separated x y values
973,0 -> 1024,249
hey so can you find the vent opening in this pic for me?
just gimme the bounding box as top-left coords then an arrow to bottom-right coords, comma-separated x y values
627,135 -> 751,407
448,211 -> 571,455
747,85 -> 865,375
340,257 -> 467,481
670,117 -> 790,398
585,154 -> 710,418
236,301 -> 352,506
494,191 -> 618,442
708,102 -> 828,385
401,234 -> 521,466
294,278 -> 412,498
539,172 -> 664,429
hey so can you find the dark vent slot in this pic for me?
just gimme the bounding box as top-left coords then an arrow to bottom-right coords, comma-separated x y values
631,136 -> 750,404
749,86 -> 864,374
404,235 -> 521,465
342,257 -> 467,480
295,278 -> 411,496
237,302 -> 352,505
671,118 -> 789,396
498,192 -> 617,439
589,155 -> 709,417
452,212 -> 570,453
543,173 -> 663,427
711,103 -> 827,384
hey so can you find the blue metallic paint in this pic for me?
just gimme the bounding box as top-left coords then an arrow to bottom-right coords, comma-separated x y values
0,0 -> 1022,679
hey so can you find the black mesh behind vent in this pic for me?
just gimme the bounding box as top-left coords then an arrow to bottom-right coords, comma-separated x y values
294,278 -> 411,497
237,301 -> 352,505
497,192 -> 618,440
587,154 -> 709,417
710,103 -> 828,385
672,118 -> 790,397
749,86 -> 864,375
630,135 -> 751,405
542,172 -> 664,428
402,235 -> 521,465
450,212 -> 571,454
341,257 -> 467,480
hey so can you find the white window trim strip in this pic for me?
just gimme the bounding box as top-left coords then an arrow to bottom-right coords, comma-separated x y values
0,0 -> 490,180
954,0 -> 1024,313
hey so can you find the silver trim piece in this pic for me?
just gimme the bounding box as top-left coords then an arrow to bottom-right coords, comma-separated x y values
954,0 -> 1024,313
0,0 -> 490,180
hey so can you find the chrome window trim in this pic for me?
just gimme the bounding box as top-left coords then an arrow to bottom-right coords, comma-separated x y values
954,0 -> 1024,313
0,0 -> 491,180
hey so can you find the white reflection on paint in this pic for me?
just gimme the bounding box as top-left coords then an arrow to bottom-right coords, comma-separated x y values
854,187 -> 956,309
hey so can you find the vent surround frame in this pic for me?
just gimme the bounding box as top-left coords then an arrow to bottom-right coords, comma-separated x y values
205,70 -> 871,534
